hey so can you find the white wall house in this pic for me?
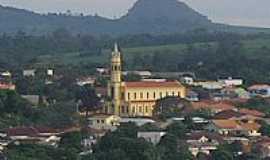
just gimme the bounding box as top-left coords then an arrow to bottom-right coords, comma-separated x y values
218,77 -> 243,87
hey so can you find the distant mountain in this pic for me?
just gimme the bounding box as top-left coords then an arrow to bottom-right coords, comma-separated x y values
0,0 -> 269,35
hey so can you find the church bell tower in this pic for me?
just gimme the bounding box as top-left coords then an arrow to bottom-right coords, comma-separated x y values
109,43 -> 122,115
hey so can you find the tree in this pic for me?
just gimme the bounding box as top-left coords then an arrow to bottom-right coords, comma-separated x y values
139,123 -> 162,132
153,97 -> 191,120
59,131 -> 82,151
77,85 -> 101,117
5,143 -> 59,160
158,134 -> 192,160
124,73 -> 142,82
211,144 -> 236,160
166,122 -> 188,138
92,122 -> 153,160
259,121 -> 270,136
211,150 -> 233,160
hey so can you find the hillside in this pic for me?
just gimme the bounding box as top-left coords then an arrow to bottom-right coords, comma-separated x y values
32,37 -> 270,83
0,0 -> 269,35
34,38 -> 270,67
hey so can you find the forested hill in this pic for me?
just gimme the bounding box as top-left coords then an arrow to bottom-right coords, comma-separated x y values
0,0 -> 269,35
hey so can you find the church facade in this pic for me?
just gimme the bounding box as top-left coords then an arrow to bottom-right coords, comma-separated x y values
105,44 -> 186,117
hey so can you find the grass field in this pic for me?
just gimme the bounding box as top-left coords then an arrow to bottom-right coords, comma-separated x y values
34,38 -> 270,67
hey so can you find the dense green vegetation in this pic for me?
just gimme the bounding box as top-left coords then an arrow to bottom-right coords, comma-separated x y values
84,122 -> 193,160
1,29 -> 270,84
5,131 -> 84,160
12,32 -> 267,84
5,121 -> 258,160
0,89 -> 80,128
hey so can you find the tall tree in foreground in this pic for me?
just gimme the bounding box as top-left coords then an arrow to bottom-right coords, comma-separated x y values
76,84 -> 101,117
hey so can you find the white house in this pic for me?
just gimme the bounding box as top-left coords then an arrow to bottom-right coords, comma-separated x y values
186,132 -> 223,156
1,71 -> 11,77
76,77 -> 96,86
23,69 -> 36,77
88,114 -> 121,131
248,84 -> 270,98
47,69 -> 54,76
181,76 -> 194,85
218,77 -> 243,87
194,81 -> 224,90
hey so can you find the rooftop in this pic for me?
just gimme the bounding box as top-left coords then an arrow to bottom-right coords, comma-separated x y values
240,122 -> 261,130
88,113 -> 117,119
212,120 -> 261,131
124,81 -> 183,88
239,108 -> 265,117
248,84 -> 270,90
213,110 -> 244,119
212,120 -> 239,129
192,100 -> 235,112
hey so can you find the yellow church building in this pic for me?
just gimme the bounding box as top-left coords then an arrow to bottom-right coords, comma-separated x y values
106,44 -> 186,117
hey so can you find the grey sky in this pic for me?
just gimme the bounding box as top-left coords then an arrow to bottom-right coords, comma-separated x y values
0,0 -> 269,27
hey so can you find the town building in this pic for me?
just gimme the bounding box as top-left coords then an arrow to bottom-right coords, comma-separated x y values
0,71 -> 11,77
193,81 -> 224,90
180,76 -> 194,85
192,100 -> 236,114
76,76 -> 96,86
88,114 -> 121,131
248,84 -> 270,98
0,82 -> 15,90
23,69 -> 36,77
47,69 -> 54,76
218,77 -> 243,87
186,131 -> 224,156
207,120 -> 261,137
122,71 -> 152,79
3,127 -> 61,146
105,44 -> 186,117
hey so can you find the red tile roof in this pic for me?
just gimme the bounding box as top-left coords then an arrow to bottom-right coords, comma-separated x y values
212,120 -> 261,131
248,84 -> 270,90
240,122 -> 261,130
187,131 -> 224,142
212,120 -> 239,129
35,127 -> 59,134
192,100 -> 235,112
5,126 -> 60,137
213,110 -> 244,119
6,127 -> 39,137
124,81 -> 182,88
239,108 -> 265,117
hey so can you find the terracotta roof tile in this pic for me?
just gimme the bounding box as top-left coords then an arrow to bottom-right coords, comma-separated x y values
240,122 -> 261,130
5,127 -> 39,137
239,108 -> 265,117
213,110 -> 244,119
187,131 -> 224,142
192,101 -> 235,112
212,120 -> 261,131
124,81 -> 182,88
212,120 -> 239,129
